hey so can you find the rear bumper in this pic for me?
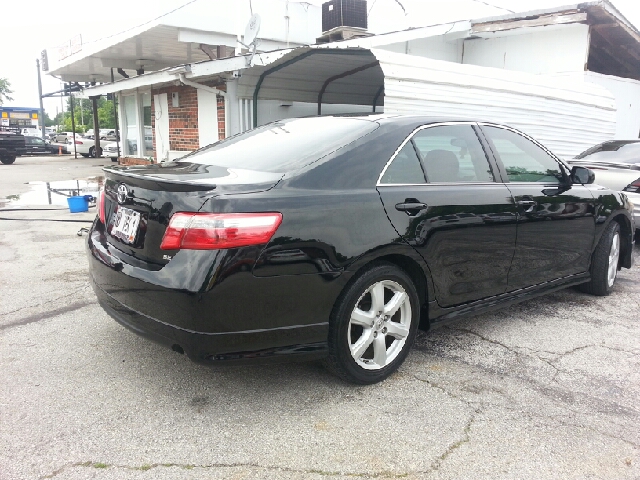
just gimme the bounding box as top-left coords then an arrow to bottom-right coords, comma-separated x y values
87,227 -> 342,364
92,278 -> 328,364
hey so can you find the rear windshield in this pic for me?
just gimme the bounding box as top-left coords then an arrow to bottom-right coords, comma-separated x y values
178,117 -> 378,173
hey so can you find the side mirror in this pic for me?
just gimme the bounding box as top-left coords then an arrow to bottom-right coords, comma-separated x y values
570,166 -> 595,185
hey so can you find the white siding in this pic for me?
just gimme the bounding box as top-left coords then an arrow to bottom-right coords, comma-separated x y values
373,48 -> 616,158
378,37 -> 463,63
584,72 -> 640,140
462,24 -> 590,75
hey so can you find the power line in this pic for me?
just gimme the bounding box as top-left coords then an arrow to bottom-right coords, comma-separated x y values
470,0 -> 515,14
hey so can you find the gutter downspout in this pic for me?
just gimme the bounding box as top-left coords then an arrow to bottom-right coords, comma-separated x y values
177,74 -> 227,141
178,74 -> 226,97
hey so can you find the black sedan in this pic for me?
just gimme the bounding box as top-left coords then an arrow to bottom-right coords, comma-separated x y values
87,116 -> 635,384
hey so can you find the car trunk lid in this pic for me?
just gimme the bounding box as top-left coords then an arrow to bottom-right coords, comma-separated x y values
102,162 -> 283,265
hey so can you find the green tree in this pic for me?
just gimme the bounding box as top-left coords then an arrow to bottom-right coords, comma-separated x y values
43,110 -> 54,127
0,77 -> 13,105
64,96 -> 116,130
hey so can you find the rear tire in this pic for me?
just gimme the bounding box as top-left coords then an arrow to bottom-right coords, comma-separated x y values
1,155 -> 16,165
111,157 -> 118,163
325,263 -> 419,384
578,221 -> 621,296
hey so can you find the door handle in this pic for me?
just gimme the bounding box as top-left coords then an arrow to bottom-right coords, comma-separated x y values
395,200 -> 428,215
516,197 -> 537,212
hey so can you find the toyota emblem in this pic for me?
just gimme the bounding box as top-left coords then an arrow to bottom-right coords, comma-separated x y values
116,184 -> 129,204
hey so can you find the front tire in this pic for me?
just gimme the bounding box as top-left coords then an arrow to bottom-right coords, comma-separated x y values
325,263 -> 420,384
578,221 -> 621,296
89,146 -> 102,158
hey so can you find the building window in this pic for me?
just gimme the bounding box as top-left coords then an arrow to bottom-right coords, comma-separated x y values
119,91 -> 154,159
122,94 -> 139,156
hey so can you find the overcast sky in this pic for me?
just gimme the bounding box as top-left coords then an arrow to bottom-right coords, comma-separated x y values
1,0 -> 639,116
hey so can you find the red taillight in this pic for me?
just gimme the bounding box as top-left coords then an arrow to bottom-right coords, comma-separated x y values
98,188 -> 106,224
160,212 -> 283,250
624,177 -> 640,193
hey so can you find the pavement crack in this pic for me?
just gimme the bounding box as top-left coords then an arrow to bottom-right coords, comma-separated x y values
428,414 -> 476,473
0,300 -> 94,331
0,287 -> 90,317
40,461 -> 413,479
445,326 -> 522,357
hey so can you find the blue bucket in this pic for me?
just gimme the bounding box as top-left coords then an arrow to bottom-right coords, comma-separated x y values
67,195 -> 91,213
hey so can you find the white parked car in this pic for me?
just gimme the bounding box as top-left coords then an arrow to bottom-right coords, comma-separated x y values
567,141 -> 640,237
103,141 -> 121,162
68,135 -> 102,157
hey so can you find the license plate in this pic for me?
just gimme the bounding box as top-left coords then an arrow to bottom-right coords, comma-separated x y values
111,206 -> 141,244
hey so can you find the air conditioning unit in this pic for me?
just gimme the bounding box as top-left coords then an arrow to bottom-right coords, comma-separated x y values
322,0 -> 367,32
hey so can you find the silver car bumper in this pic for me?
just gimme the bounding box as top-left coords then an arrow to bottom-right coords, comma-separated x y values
626,191 -> 640,231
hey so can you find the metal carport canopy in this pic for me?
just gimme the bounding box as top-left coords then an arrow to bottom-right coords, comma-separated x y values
237,47 -> 386,126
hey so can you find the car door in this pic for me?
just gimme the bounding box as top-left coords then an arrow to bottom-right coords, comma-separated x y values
377,122 -> 518,308
478,124 -> 597,290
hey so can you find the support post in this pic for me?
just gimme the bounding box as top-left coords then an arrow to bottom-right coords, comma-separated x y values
69,91 -> 77,159
91,96 -> 100,159
111,69 -> 121,160
36,59 -> 45,140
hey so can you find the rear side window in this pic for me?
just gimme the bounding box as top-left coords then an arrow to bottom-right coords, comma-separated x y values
483,126 -> 565,183
180,117 -> 378,173
411,125 -> 495,183
380,142 -> 426,184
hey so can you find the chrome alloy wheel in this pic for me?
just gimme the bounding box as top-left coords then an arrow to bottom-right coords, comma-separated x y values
348,280 -> 412,370
607,231 -> 620,288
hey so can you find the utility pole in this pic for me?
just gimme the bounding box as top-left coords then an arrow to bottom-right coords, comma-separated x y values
111,68 -> 121,160
91,96 -> 100,159
36,59 -> 45,140
69,88 -> 77,159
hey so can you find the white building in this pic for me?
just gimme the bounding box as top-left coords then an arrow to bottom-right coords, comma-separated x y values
43,0 -> 640,161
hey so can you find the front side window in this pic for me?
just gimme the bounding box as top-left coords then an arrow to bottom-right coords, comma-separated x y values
411,125 -> 495,183
483,126 -> 565,183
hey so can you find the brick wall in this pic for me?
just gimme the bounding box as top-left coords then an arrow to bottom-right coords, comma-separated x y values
152,85 -> 199,152
150,83 -> 226,161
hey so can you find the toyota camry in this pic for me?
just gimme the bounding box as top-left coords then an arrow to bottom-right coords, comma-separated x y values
87,115 -> 635,384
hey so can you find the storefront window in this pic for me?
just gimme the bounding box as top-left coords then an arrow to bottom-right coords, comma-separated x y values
119,91 -> 155,159
123,95 -> 138,156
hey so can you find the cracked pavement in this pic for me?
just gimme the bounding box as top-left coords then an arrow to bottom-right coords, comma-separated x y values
1,156 -> 639,479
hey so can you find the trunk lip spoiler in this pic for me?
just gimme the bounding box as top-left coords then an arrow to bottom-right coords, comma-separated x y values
103,166 -> 218,189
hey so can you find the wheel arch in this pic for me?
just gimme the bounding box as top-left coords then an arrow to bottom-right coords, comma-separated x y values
343,248 -> 433,329
611,213 -> 634,269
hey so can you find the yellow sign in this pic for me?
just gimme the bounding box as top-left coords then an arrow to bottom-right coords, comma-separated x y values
1,112 -> 7,118
32,113 -> 38,119
9,112 -> 30,119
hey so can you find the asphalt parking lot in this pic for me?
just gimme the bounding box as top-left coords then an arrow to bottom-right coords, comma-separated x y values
1,155 -> 639,480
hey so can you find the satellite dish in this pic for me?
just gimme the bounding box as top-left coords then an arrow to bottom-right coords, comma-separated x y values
244,13 -> 261,46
